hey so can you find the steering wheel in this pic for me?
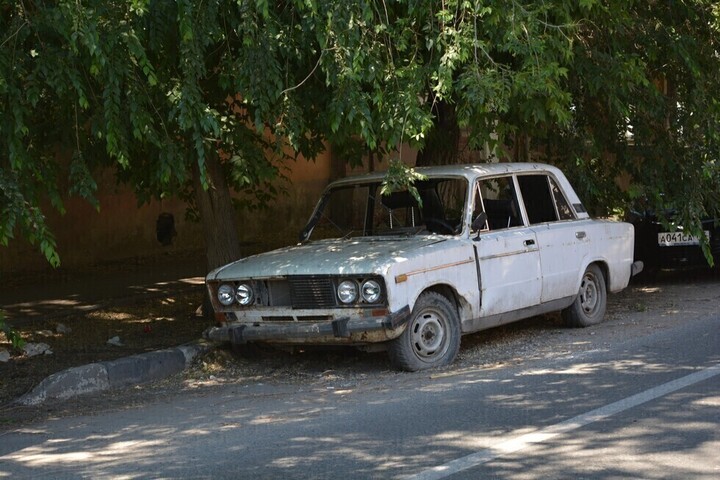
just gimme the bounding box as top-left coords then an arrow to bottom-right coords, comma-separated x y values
425,218 -> 457,235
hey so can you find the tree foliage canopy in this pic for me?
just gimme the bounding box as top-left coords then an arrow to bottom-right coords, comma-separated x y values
2,0 -> 719,266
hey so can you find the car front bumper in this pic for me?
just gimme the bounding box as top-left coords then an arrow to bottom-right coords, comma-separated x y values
204,305 -> 411,345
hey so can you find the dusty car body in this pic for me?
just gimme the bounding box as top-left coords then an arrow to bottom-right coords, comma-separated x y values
205,163 -> 642,371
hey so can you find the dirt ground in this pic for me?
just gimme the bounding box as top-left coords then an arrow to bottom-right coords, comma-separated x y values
0,291 -> 212,406
1,267 -> 719,425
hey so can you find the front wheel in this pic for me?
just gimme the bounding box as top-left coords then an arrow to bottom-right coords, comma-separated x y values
388,292 -> 461,371
562,264 -> 607,327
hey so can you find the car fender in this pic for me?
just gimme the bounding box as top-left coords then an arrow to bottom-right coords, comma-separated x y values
385,242 -> 480,321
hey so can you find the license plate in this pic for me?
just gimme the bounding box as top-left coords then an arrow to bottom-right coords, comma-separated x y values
657,231 -> 709,246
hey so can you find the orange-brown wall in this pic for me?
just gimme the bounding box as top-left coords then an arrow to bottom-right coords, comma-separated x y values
0,153 -> 334,275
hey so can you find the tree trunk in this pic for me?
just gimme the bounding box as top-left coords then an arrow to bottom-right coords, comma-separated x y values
329,143 -> 346,181
513,132 -> 531,162
192,152 -> 243,272
415,98 -> 460,166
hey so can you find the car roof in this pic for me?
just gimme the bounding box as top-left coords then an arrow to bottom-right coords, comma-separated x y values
327,162 -> 564,187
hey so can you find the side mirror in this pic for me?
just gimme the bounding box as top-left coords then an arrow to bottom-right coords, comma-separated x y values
471,212 -> 488,231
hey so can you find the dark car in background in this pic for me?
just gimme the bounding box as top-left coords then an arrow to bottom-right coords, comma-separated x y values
628,210 -> 720,272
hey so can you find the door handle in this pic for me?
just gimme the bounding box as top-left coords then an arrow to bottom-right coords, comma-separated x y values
524,239 -> 535,246
576,231 -> 587,239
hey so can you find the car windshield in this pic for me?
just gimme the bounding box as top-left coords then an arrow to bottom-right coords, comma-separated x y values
302,177 -> 469,240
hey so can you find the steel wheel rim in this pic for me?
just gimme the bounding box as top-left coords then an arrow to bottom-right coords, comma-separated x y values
580,272 -> 599,315
410,309 -> 447,360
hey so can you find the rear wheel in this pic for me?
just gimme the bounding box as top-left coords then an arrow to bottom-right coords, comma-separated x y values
388,292 -> 461,371
711,230 -> 720,274
562,264 -> 607,327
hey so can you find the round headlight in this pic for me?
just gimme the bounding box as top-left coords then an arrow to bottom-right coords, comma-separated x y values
217,284 -> 236,306
236,283 -> 254,306
337,280 -> 358,304
361,279 -> 382,303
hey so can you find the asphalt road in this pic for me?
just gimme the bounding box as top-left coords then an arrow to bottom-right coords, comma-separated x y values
1,313 -> 718,479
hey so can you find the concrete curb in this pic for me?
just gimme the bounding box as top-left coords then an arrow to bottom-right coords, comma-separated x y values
16,342 -> 212,406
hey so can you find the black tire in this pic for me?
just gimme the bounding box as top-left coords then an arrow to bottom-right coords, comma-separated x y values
710,229 -> 720,268
388,292 -> 461,371
562,264 -> 607,328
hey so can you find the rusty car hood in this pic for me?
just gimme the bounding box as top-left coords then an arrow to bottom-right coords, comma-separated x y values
206,236 -> 448,280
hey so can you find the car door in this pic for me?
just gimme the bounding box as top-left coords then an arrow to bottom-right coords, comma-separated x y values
517,173 -> 588,302
472,176 -> 542,318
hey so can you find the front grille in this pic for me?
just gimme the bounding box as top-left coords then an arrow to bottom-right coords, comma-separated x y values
288,276 -> 337,309
266,280 -> 292,306
263,275 -> 385,309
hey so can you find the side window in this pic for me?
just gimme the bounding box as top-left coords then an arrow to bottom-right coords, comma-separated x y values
473,176 -> 523,231
518,175 -> 556,224
549,177 -> 575,220
517,174 -> 576,224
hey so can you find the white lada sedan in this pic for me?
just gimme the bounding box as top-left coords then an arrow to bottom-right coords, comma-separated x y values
205,163 -> 642,371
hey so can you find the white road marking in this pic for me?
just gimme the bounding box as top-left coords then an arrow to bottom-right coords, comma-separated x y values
411,363 -> 720,480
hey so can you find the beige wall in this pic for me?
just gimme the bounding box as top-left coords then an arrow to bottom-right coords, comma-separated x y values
0,153 -> 334,275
